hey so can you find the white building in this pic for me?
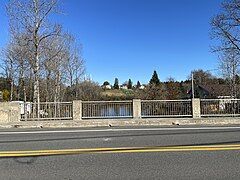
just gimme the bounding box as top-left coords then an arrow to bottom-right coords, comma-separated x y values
120,85 -> 128,89
102,84 -> 112,90
139,85 -> 145,89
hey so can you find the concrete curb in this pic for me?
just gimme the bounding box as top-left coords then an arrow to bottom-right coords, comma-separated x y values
1,117 -> 240,129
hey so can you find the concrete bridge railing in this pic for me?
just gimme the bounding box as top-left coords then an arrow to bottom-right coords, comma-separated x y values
2,98 -> 240,123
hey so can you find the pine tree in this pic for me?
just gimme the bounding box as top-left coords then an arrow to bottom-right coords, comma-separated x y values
103,81 -> 110,86
149,70 -> 160,85
113,78 -> 119,89
127,79 -> 133,89
136,81 -> 141,88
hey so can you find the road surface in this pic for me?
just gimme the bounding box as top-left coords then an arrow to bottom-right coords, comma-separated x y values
1,126 -> 240,179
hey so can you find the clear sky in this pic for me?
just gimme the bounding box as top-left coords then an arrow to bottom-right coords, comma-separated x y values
0,0 -> 222,85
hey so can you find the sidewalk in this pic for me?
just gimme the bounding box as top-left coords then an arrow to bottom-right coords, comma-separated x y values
1,117 -> 240,129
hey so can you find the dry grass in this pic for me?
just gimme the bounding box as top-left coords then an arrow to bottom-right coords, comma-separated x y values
101,89 -> 134,98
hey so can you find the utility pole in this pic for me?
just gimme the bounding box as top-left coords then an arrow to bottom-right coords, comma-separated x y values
192,73 -> 194,99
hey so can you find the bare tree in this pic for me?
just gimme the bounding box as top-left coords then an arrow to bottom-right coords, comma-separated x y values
219,48 -> 240,97
1,45 -> 16,101
41,34 -> 65,102
61,35 -> 85,99
189,69 -> 215,85
165,77 -> 181,100
7,0 -> 61,117
1,34 -> 35,102
40,33 -> 85,102
75,80 -> 102,101
4,0 -> 86,110
211,0 -> 240,97
65,37 -> 85,84
211,0 -> 240,53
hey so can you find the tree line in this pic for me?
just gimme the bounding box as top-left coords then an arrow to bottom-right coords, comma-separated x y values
0,0 -> 85,103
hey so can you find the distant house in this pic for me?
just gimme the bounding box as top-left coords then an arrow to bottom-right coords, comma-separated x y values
139,85 -> 145,90
187,85 -> 210,98
203,84 -> 232,98
187,84 -> 234,99
102,84 -> 112,90
120,84 -> 128,90
133,84 -> 146,90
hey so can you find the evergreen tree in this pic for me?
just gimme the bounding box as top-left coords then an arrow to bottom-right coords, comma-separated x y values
103,81 -> 110,86
127,79 -> 133,89
149,70 -> 160,85
113,78 -> 119,89
136,81 -> 141,88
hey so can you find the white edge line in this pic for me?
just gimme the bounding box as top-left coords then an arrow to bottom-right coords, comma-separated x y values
0,127 -> 240,135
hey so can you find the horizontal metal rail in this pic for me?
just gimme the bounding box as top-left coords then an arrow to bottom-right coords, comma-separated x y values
141,100 -> 192,118
20,102 -> 73,121
82,100 -> 133,103
141,99 -> 192,102
200,99 -> 240,117
19,102 -> 73,105
21,117 -> 73,121
82,101 -> 133,119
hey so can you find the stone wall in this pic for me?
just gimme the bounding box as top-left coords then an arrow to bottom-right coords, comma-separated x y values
0,102 -> 21,124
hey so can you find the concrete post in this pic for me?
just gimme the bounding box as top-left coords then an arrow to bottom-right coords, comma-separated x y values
133,99 -> 141,119
192,98 -> 201,118
73,100 -> 82,121
10,102 -> 21,123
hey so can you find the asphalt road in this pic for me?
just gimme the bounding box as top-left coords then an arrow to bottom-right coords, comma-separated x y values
1,126 -> 240,179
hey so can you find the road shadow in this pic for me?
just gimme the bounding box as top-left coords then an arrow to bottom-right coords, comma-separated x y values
13,157 -> 37,164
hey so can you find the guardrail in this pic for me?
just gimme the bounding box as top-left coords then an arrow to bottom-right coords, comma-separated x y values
141,100 -> 192,118
20,102 -> 73,121
17,98 -> 240,121
82,101 -> 133,119
200,99 -> 240,117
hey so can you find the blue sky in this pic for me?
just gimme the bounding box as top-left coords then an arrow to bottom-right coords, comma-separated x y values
0,0 -> 222,85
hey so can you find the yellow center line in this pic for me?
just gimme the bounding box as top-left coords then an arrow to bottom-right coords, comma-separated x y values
2,144 -> 240,154
1,144 -> 240,157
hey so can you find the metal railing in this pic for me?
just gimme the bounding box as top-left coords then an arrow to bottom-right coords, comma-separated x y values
82,101 -> 133,119
141,100 -> 192,118
20,102 -> 73,121
200,99 -> 240,117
